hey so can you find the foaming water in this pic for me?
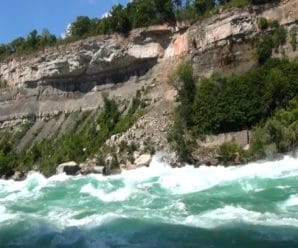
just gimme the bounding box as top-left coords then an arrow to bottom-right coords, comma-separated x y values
1,155 -> 298,247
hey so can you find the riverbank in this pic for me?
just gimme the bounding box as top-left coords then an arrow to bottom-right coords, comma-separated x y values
3,149 -> 298,182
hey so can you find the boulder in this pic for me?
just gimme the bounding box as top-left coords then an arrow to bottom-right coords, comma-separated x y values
125,160 -> 137,170
133,151 -> 140,160
80,158 -> 105,175
80,164 -> 105,175
11,171 -> 26,181
109,168 -> 122,175
56,161 -> 80,175
134,154 -> 152,167
103,166 -> 122,176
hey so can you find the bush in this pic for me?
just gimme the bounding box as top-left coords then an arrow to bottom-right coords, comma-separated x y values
256,34 -> 273,64
272,25 -> 287,50
258,17 -> 268,30
167,61 -> 196,162
0,90 -> 147,176
250,98 -> 298,159
167,112 -> 193,162
169,61 -> 196,127
191,59 -> 297,136
142,138 -> 155,155
168,58 -> 297,162
255,20 -> 287,63
218,141 -> 241,162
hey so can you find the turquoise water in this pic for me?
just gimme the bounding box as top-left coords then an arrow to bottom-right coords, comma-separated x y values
1,155 -> 298,247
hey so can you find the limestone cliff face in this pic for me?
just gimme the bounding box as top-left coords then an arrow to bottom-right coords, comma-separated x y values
0,25 -> 187,125
188,0 -> 298,77
0,0 -> 297,129
0,26 -> 179,87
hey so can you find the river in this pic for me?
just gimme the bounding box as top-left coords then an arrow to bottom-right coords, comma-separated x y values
1,155 -> 298,247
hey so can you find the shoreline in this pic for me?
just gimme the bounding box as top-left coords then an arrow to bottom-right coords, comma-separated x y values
2,150 -> 297,182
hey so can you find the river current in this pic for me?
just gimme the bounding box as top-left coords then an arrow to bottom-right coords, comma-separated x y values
1,154 -> 298,247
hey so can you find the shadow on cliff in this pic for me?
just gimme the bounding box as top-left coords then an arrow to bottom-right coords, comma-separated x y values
26,58 -> 158,94
1,218 -> 298,248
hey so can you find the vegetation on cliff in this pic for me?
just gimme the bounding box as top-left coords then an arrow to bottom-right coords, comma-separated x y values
0,0 -> 275,60
250,99 -> 298,159
0,0 -> 295,177
256,18 -> 287,64
169,58 -> 298,162
0,92 -> 146,177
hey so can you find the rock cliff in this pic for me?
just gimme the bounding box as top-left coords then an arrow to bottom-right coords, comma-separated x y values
188,0 -> 298,77
0,25 -> 188,126
0,0 -> 297,153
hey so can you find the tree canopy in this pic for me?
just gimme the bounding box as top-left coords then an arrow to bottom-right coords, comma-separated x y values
0,0 -> 267,59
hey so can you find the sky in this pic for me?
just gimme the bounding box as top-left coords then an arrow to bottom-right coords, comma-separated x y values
0,0 -> 129,44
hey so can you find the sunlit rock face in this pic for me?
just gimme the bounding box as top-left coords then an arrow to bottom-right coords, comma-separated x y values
0,25 -> 186,88
188,0 -> 298,77
0,0 -> 297,127
0,25 -> 187,126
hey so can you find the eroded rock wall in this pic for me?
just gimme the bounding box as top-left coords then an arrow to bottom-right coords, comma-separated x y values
0,0 -> 297,129
188,0 -> 298,77
0,25 -> 187,126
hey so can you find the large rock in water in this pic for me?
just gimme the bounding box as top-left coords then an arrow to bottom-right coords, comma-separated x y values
80,162 -> 104,175
56,161 -> 80,175
134,154 -> 152,167
11,171 -> 26,181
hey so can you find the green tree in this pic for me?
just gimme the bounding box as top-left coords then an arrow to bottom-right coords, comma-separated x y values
265,68 -> 290,111
153,0 -> 176,23
272,25 -> 287,50
108,4 -> 131,34
256,34 -> 273,64
250,98 -> 298,158
9,37 -> 26,53
176,62 -> 196,127
193,0 -> 214,16
27,30 -> 39,50
127,0 -> 157,28
70,16 -> 92,37
39,28 -> 57,47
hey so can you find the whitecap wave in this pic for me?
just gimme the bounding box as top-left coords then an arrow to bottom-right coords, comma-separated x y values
280,194 -> 298,209
47,209 -> 126,229
80,183 -> 134,202
182,205 -> 298,229
0,205 -> 16,223
157,156 -> 298,194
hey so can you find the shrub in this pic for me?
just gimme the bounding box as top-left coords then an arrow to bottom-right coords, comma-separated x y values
168,58 -> 297,162
0,89 -> 148,176
167,113 -> 193,162
167,61 -> 196,162
142,138 -> 155,155
168,61 -> 196,127
258,17 -> 268,30
255,20 -> 287,63
256,34 -> 273,64
218,141 -> 241,162
250,98 -> 298,159
191,59 -> 297,136
272,25 -> 287,50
